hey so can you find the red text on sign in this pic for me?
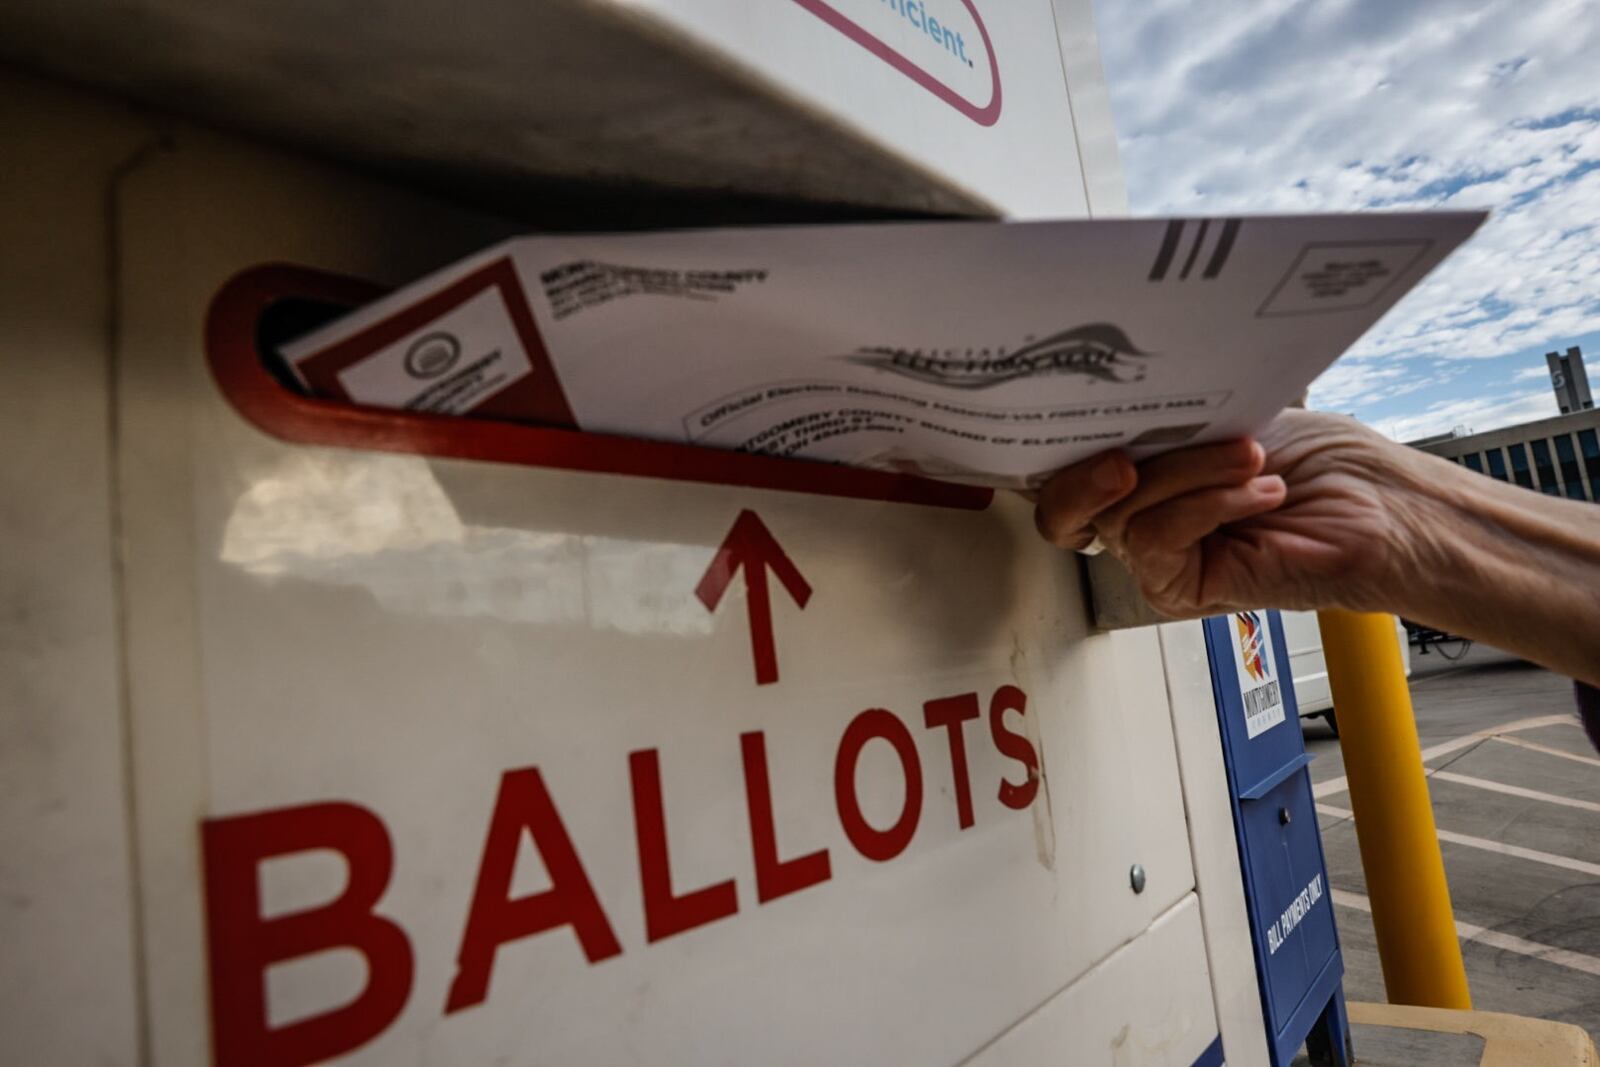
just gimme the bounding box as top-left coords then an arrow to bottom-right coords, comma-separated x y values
200,685 -> 1041,1065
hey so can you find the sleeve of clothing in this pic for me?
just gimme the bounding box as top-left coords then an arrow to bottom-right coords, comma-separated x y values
1578,682 -> 1600,755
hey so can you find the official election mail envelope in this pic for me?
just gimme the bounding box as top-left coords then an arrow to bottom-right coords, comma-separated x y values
280,213 -> 1485,487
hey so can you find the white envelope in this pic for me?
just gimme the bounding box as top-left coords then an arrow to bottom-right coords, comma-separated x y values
281,212 -> 1485,487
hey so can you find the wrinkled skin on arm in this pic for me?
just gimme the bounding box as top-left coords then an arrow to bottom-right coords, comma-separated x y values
1034,409 -> 1600,686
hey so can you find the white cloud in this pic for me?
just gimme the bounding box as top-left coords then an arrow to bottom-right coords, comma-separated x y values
1367,388 -> 1562,442
1512,365 -> 1551,381
1306,358 -> 1456,412
1094,0 -> 1600,425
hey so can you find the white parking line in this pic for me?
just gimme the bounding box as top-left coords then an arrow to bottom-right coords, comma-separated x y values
1332,888 -> 1600,979
1429,770 -> 1600,814
1316,803 -> 1600,878
1313,714 -> 1578,799
1492,734 -> 1600,769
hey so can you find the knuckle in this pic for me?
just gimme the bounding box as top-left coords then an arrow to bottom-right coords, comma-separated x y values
1094,502 -> 1132,541
1121,519 -> 1146,558
1140,577 -> 1200,619
1034,504 -> 1085,548
1122,512 -> 1162,558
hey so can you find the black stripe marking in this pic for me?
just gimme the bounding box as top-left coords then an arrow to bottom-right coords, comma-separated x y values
1149,220 -> 1184,280
1203,218 -> 1241,279
1179,219 -> 1210,279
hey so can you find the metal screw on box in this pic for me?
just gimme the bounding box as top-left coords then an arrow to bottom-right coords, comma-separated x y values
1129,864 -> 1146,894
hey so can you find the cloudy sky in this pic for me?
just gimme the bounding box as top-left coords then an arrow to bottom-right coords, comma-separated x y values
1092,0 -> 1600,440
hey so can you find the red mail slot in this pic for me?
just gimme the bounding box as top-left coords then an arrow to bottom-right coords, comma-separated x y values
205,264 -> 992,511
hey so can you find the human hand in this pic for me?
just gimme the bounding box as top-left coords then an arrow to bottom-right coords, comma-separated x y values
1033,409 -> 1417,619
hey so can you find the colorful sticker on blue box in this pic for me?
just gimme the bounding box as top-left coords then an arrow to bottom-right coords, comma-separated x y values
1232,610 -> 1285,739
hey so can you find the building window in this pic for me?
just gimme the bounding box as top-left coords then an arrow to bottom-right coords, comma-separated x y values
1580,429 -> 1600,498
1531,439 -> 1562,495
1554,434 -> 1588,500
1485,448 -> 1508,481
1508,442 -> 1534,489
1462,452 -> 1484,473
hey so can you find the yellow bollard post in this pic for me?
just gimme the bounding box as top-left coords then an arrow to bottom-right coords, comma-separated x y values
1317,609 -> 1472,1009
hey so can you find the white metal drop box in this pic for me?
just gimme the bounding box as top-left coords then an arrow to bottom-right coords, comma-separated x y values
2,1 -> 1341,1062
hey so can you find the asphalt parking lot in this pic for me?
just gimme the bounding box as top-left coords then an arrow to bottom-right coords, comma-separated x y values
1305,642 -> 1600,1043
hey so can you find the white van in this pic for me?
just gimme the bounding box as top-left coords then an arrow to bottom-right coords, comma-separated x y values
1281,611 -> 1411,735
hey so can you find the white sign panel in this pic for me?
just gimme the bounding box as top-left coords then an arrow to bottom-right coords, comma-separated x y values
633,0 -> 1096,217
184,455 -> 1210,1066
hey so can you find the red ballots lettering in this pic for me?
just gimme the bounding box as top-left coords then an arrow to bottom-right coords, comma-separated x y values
201,685 -> 1042,1064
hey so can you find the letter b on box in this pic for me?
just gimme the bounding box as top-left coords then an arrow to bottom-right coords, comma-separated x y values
202,802 -> 414,1066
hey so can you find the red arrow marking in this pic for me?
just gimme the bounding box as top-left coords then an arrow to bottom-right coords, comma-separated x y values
695,510 -> 812,686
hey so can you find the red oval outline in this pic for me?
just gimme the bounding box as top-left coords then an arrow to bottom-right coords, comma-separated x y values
792,0 -> 1002,127
203,264 -> 993,512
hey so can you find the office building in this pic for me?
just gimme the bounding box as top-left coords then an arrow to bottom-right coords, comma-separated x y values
1411,407 -> 1600,502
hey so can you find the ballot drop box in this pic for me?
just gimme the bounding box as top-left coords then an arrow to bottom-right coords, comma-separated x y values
4,2 -> 1336,1062
1204,613 -> 1351,1067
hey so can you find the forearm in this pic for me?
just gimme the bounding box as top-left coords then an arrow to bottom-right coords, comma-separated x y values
1388,450 -> 1600,686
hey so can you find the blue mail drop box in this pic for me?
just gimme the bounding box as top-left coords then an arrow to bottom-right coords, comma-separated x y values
1204,611 -> 1352,1067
